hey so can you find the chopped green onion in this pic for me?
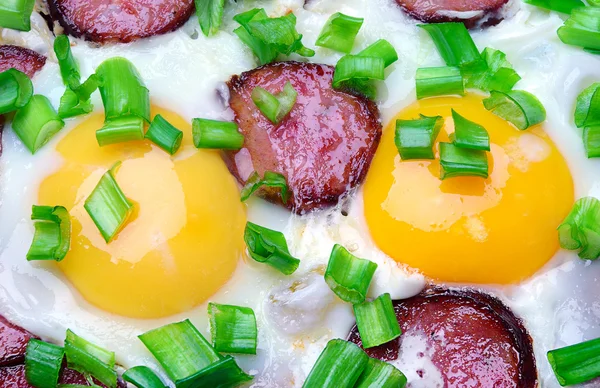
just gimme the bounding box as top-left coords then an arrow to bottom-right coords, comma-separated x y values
575,83 -> 600,128
26,205 -> 70,261
244,222 -> 300,275
176,355 -> 253,388
558,7 -> 600,51
0,0 -> 35,31
208,303 -> 257,355
451,109 -> 490,151
583,126 -> 600,158
0,68 -> 33,114
416,66 -> 464,99
64,330 -> 117,388
332,55 -> 385,90
353,293 -> 401,349
54,35 -> 80,89
233,9 -> 278,65
439,142 -> 488,180
58,74 -> 100,119
96,57 -> 150,123
357,39 -> 398,68
558,197 -> 600,260
195,0 -> 225,36
192,118 -> 244,150
394,114 -> 443,160
251,81 -> 297,124
123,366 -> 166,388
139,320 -> 221,382
547,337 -> 600,386
324,244 -> 377,304
96,116 -> 145,146
315,12 -> 364,53
302,339 -> 369,388
419,23 -> 485,73
241,171 -> 289,204
145,114 -> 183,155
585,48 -> 600,54
523,0 -> 584,14
12,95 -> 65,154
466,48 -> 521,93
355,358 -> 407,388
84,164 -> 133,243
25,339 -> 65,388
483,90 -> 546,130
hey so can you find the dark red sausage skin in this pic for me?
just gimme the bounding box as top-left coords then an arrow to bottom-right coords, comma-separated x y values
225,61 -> 382,214
0,364 -> 127,387
396,0 -> 510,28
348,288 -> 537,387
46,0 -> 195,43
0,46 -> 46,78
0,316 -> 36,367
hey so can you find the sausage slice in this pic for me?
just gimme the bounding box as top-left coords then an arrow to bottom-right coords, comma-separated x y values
46,0 -> 195,43
225,61 -> 382,213
0,364 -> 127,387
0,45 -> 46,78
0,316 -> 36,367
396,0 -> 510,28
348,288 -> 537,387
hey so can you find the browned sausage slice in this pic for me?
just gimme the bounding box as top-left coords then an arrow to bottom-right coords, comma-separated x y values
225,61 -> 382,213
348,288 -> 537,387
0,45 -> 46,78
0,364 -> 127,387
396,0 -> 510,28
46,0 -> 195,43
0,316 -> 36,367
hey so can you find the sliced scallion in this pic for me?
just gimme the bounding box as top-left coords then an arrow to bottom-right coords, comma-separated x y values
146,114 -> 183,155
54,34 -> 80,89
176,355 -> 253,388
523,0 -> 584,14
394,114 -> 443,160
58,88 -> 93,119
324,244 -> 377,304
483,90 -> 546,130
96,116 -> 145,146
357,39 -> 398,68
0,0 -> 35,31
558,7 -> 600,51
332,55 -> 385,90
241,171 -> 289,204
451,109 -> 490,151
192,118 -> 244,150
353,293 -> 401,349
251,81 -> 297,124
208,303 -> 257,355
439,142 -> 488,180
547,337 -> 600,386
355,358 -> 407,388
233,9 -> 278,65
315,12 -> 364,53
244,222 -> 300,275
64,330 -> 117,388
12,94 -> 65,154
123,366 -> 166,388
0,68 -> 33,114
575,83 -> 600,128
195,0 -> 225,36
302,339 -> 368,388
558,197 -> 600,260
25,339 -> 64,388
415,66 -> 464,99
466,48 -> 521,93
26,205 -> 70,261
583,126 -> 600,158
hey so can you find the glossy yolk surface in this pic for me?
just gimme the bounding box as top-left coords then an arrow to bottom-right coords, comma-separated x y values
364,95 -> 574,284
38,107 -> 246,318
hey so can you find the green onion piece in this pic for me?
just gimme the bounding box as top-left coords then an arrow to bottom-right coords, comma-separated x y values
0,0 -> 35,31
58,385 -> 101,388
451,109 -> 490,151
96,115 -> 145,147
233,9 -> 278,66
394,114 -> 443,160
176,355 -> 253,388
58,73 -> 100,119
96,57 -> 150,123
575,83 -> 600,128
324,244 -> 377,304
585,48 -> 600,54
357,39 -> 398,68
244,222 -> 300,275
416,66 -> 464,99
12,94 -> 65,154
558,197 -> 600,260
54,34 -> 80,89
241,171 -> 289,204
123,366 -> 166,388
139,319 -> 220,382
558,7 -> 600,51
332,55 -> 385,89
145,114 -> 183,155
353,293 -> 401,349
419,23 -> 485,73
208,303 -> 257,355
547,337 -> 600,386
195,0 -> 225,36
439,142 -> 488,180
192,118 -> 244,150
355,358 -> 407,388
315,12 -> 364,53
25,339 -> 65,388
466,47 -> 521,93
26,205 -> 70,261
523,0 -> 584,14
0,68 -> 33,114
251,81 -> 297,124
64,330 -> 117,388
584,126 -> 600,158
302,339 -> 369,388
84,165 -> 133,243
483,90 -> 546,130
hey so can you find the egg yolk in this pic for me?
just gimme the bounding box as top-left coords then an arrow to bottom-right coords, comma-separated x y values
364,94 -> 574,284
38,107 -> 246,318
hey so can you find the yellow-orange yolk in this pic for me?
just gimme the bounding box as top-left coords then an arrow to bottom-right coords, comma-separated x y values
38,107 -> 246,318
364,94 -> 574,284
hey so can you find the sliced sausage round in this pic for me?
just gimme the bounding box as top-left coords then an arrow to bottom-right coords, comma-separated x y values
225,61 -> 382,214
396,0 -> 510,28
46,0 -> 195,43
348,288 -> 537,387
0,45 -> 46,78
0,315 -> 36,367
0,364 -> 127,387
